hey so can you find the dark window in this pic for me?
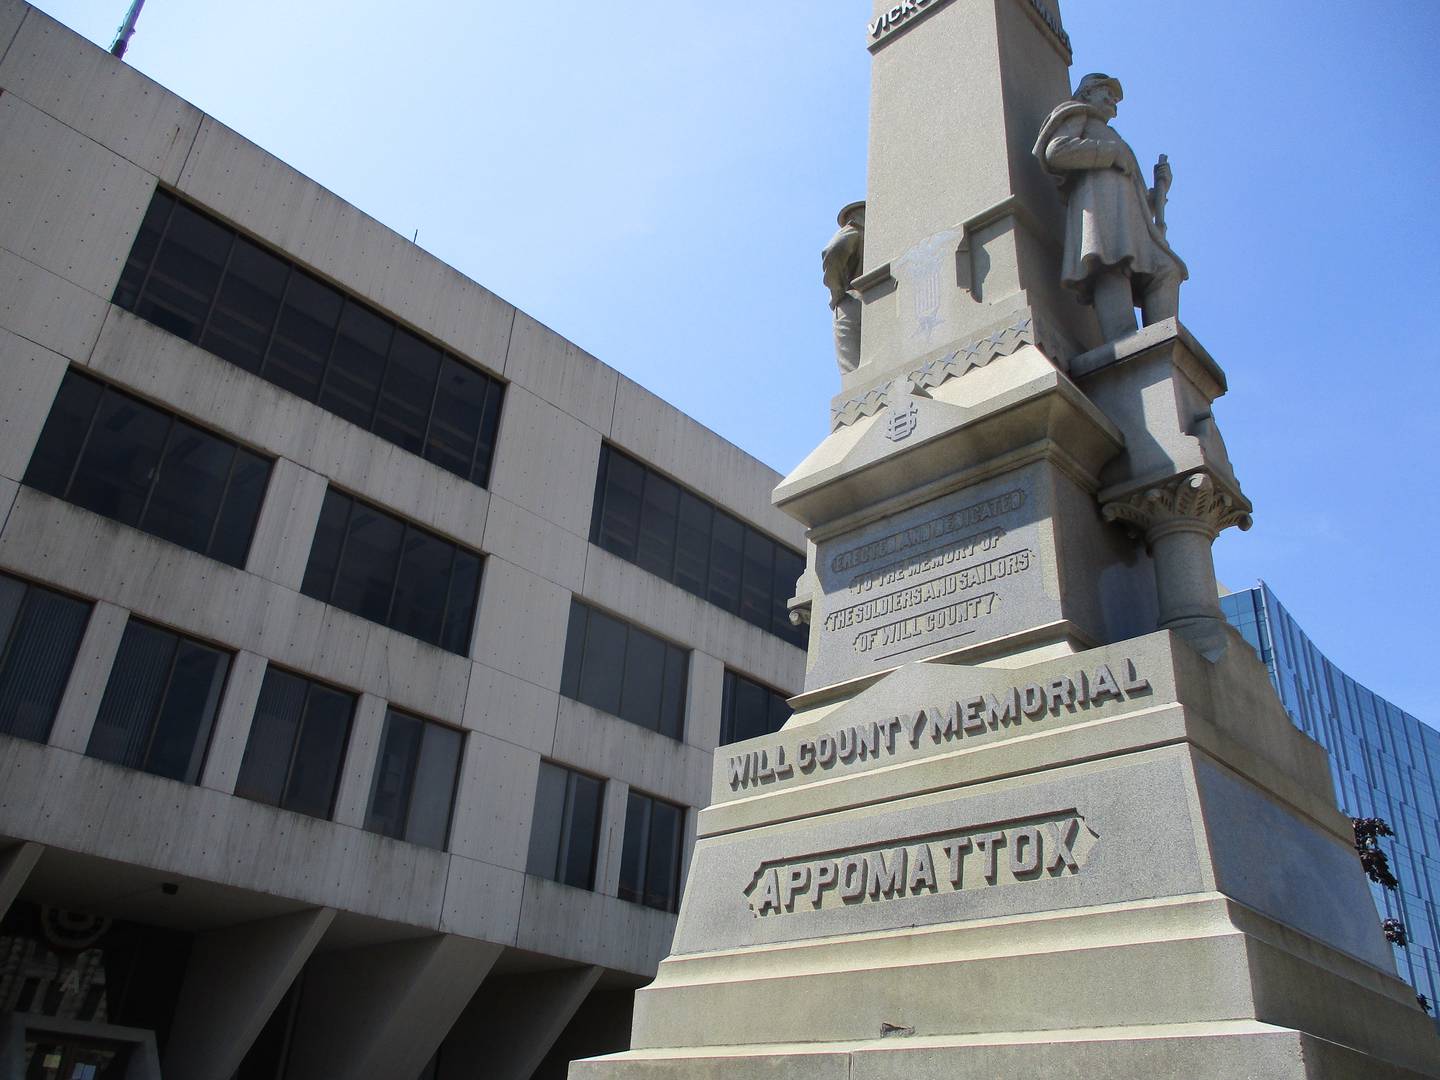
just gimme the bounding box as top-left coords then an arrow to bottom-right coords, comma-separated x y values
300,488 -> 482,656
561,600 -> 686,740
619,790 -> 685,913
364,708 -> 462,850
235,668 -> 355,819
527,761 -> 604,890
0,574 -> 91,743
114,189 -> 506,488
87,619 -> 230,783
720,669 -> 792,746
590,445 -> 805,647
24,370 -> 272,568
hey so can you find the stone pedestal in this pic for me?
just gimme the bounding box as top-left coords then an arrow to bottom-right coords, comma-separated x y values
574,632 -> 1440,1078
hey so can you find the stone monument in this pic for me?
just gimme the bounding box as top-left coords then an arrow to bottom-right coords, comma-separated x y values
574,1 -> 1440,1076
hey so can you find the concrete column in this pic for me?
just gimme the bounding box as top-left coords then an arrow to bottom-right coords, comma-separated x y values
594,779 -> 629,899
161,906 -> 335,1080
199,649 -> 268,793
285,934 -> 503,1080
685,651 -> 725,754
0,842 -> 43,920
437,965 -> 603,1080
48,600 -> 128,753
332,692 -> 388,828
244,458 -> 328,590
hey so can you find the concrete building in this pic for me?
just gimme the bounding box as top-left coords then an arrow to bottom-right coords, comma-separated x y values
0,3 -> 806,1076
1222,583 -> 1440,1011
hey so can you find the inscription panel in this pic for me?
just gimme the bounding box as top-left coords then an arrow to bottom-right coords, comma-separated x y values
809,474 -> 1054,685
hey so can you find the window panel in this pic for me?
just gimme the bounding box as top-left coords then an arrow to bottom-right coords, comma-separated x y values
577,606 -> 627,718
594,449 -> 644,561
635,471 -> 679,579
330,502 -> 405,624
300,488 -> 482,656
620,791 -> 685,913
407,723 -> 462,850
562,600 -> 686,740
740,527 -> 774,628
0,575 -> 91,744
114,191 -> 506,490
646,798 -> 684,912
142,420 -> 235,555
366,709 -> 423,841
235,669 -> 307,808
673,492 -> 712,598
721,669 -> 791,746
587,446 -> 806,647
208,448 -> 272,569
320,300 -> 393,429
426,356 -> 486,478
706,511 -> 744,615
373,329 -> 440,455
66,390 -> 171,527
561,771 -> 603,889
527,761 -> 569,878
200,237 -> 288,374
389,528 -> 455,646
25,372 -> 273,568
363,709 -> 460,849
88,620 -> 229,783
441,550 -> 482,658
22,372 -> 103,503
135,201 -> 232,342
113,189 -> 175,311
266,271 -> 342,402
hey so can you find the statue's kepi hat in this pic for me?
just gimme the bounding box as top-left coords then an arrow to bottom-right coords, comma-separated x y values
1074,72 -> 1123,102
837,200 -> 866,227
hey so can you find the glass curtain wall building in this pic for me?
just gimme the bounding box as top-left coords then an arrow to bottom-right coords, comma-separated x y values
1221,582 -> 1440,1008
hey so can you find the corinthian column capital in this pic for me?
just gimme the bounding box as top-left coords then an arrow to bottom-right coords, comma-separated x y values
1101,471 -> 1253,543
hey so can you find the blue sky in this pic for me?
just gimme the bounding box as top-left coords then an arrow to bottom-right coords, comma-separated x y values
31,1 -> 1440,720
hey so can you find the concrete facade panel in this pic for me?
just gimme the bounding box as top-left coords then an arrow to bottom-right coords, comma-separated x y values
175,117 -> 516,374
0,477 -> 15,535
244,458 -> 328,590
462,661 -> 561,756
471,556 -> 571,690
488,384 -> 603,539
552,699 -> 710,812
332,693 -> 387,829
437,855 -> 526,943
198,650 -> 268,795
448,733 -> 539,872
0,247 -> 108,362
0,739 -> 452,928
582,546 -> 803,694
0,325 -> 67,482
46,599 -> 126,754
686,652 -> 726,755
504,311 -> 619,434
516,875 -> 676,977
482,491 -> 590,595
0,1 -> 26,61
0,92 -> 154,298
87,311 -> 491,550
0,491 -> 471,722
0,7 -> 201,183
610,376 -> 801,547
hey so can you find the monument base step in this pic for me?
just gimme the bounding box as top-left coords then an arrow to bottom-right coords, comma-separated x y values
573,1020 -> 1437,1079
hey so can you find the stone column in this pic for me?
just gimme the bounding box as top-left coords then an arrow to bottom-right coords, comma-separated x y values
1102,471 -> 1251,659
0,842 -> 43,921
162,907 -> 336,1080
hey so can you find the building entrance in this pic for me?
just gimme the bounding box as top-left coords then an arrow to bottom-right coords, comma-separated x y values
23,1034 -> 129,1080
